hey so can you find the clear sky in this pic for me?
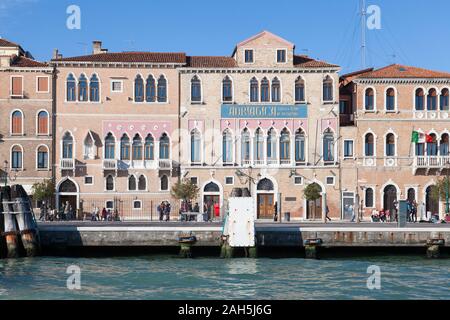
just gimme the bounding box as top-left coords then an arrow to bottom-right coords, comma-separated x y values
1,0 -> 449,74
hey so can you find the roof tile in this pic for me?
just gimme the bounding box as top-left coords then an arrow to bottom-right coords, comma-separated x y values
356,64 -> 450,79
53,52 -> 186,64
186,56 -> 237,68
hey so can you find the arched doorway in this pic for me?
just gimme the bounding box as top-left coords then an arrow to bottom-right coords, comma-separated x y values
306,183 -> 323,220
407,188 -> 416,202
426,186 -> 439,216
257,178 -> 275,219
203,182 -> 221,220
57,178 -> 78,211
383,185 -> 397,221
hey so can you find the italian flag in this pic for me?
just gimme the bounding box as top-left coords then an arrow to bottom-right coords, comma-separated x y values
411,131 -> 419,143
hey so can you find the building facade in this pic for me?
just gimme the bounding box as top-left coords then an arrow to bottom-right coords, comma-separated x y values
0,39 -> 53,200
51,42 -> 184,218
180,31 -> 342,220
340,64 -> 450,220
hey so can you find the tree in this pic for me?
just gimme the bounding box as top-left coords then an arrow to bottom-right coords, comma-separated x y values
32,179 -> 55,205
303,183 -> 322,221
171,179 -> 200,203
432,177 -> 450,213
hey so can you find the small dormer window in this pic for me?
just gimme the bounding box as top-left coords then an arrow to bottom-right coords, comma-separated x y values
244,49 -> 254,63
277,49 -> 286,63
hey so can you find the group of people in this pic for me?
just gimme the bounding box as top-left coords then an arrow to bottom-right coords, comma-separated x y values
89,206 -> 121,221
39,201 -> 75,221
178,200 -> 220,222
157,201 -> 171,221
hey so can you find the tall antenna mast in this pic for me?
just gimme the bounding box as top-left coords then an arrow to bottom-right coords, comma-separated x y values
360,0 -> 367,69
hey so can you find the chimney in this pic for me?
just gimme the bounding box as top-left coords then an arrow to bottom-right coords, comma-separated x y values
52,49 -> 63,60
93,40 -> 102,54
0,55 -> 11,67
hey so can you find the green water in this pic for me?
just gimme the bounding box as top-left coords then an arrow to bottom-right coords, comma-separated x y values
0,255 -> 449,300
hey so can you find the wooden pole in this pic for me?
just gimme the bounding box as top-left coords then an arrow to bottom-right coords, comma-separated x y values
1,187 -> 20,258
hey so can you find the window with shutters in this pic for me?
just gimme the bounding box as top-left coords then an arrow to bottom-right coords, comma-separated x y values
11,76 -> 23,97
11,110 -> 23,135
37,111 -> 49,135
37,76 -> 49,93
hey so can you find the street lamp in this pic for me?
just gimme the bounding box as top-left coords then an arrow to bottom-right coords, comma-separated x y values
2,160 -> 18,187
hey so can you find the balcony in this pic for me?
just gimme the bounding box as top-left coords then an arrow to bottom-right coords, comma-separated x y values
414,156 -> 450,174
103,159 -> 117,171
158,159 -> 172,170
414,110 -> 450,120
60,159 -> 75,171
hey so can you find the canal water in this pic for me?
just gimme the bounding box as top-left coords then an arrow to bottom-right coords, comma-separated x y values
0,255 -> 449,300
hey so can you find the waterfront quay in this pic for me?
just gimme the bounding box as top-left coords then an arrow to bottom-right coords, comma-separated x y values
38,222 -> 450,258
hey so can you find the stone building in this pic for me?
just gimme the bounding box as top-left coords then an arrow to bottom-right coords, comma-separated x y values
340,64 -> 450,220
0,38 -> 53,202
51,41 -> 184,218
180,31 -> 342,220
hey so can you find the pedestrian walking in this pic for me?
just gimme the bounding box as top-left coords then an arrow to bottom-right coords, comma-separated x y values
350,204 -> 355,222
325,205 -> 331,222
273,202 -> 278,222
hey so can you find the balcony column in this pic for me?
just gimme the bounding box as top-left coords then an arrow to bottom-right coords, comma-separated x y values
290,134 -> 295,166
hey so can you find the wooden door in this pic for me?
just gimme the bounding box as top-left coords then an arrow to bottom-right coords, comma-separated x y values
257,194 -> 274,219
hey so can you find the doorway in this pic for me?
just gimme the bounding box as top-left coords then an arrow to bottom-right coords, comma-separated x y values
306,183 -> 323,220
257,194 -> 274,219
383,185 -> 397,220
426,186 -> 439,215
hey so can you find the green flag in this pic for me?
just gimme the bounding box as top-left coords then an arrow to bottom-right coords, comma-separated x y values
411,131 -> 419,143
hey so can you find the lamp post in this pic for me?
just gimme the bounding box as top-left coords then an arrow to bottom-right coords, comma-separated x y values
2,160 -> 18,187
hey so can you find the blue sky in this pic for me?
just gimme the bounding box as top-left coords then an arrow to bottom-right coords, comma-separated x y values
1,0 -> 449,74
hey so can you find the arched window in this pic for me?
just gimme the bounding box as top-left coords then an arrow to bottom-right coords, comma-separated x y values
415,88 -> 425,110
440,88 -> 449,111
295,77 -> 305,103
159,133 -> 170,159
365,133 -> 374,157
37,111 -> 48,135
222,130 -> 233,164
11,145 -> 22,169
104,133 -> 115,159
250,77 -> 259,102
365,88 -> 374,111
386,133 -> 395,157
138,175 -> 146,191
66,74 -> 76,101
416,135 -> 425,156
222,76 -> 233,102
427,133 -> 438,156
62,132 -> 73,159
386,88 -> 395,111
271,77 -> 281,102
254,128 -> 264,161
190,129 -> 201,163
128,175 -> 137,191
407,188 -> 416,202
11,110 -> 23,135
89,74 -> 99,102
323,129 -> 335,162
132,134 -> 143,160
120,134 -> 130,160
160,175 -> 169,191
280,128 -> 290,161
365,188 -> 374,208
157,75 -> 167,102
78,74 -> 88,102
323,76 -> 333,102
191,75 -> 202,102
267,128 -> 277,161
241,129 -> 250,163
441,133 -> 449,156
144,134 -> 154,160
37,145 -> 48,169
257,178 -> 274,191
260,77 -> 270,102
427,88 -> 437,111
295,129 -> 306,162
84,133 -> 95,159
106,175 -> 114,191
134,75 -> 144,102
146,75 -> 156,102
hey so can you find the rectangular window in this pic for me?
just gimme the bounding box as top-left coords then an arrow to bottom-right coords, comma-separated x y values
277,49 -> 286,63
225,177 -> 234,185
11,76 -> 23,96
344,140 -> 354,158
244,49 -> 254,63
37,77 -> 49,93
326,177 -> 335,186
106,201 -> 114,210
37,151 -> 48,169
294,176 -> 303,185
111,80 -> 123,93
190,177 -> 198,185
12,151 -> 22,169
84,176 -> 94,185
133,200 -> 142,210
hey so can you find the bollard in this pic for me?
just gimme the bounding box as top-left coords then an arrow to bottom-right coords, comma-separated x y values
426,239 -> 445,259
304,239 -> 323,259
1,187 -> 20,258
247,246 -> 258,258
178,234 -> 196,258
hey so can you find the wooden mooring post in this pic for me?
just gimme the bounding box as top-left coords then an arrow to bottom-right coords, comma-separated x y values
304,238 -> 323,259
178,234 -> 197,258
